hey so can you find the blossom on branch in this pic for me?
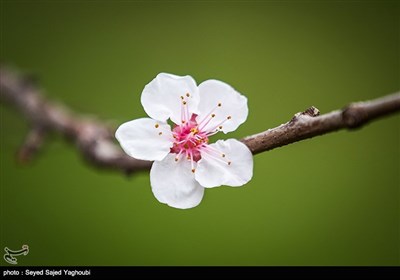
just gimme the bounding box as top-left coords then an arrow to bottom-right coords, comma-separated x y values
116,73 -> 253,209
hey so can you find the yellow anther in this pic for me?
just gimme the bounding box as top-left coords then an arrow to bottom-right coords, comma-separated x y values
191,168 -> 196,173
183,101 -> 187,105
186,155 -> 191,160
219,126 -> 223,129
227,116 -> 232,120
180,96 -> 184,100
175,157 -> 179,162
211,114 -> 216,118
190,127 -> 199,134
155,123 -> 159,128
186,93 -> 190,97
158,132 -> 162,135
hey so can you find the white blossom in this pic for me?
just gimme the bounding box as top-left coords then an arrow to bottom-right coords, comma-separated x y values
116,73 -> 253,209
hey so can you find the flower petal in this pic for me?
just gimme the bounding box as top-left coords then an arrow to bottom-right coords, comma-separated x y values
115,118 -> 173,161
150,154 -> 204,209
196,79 -> 248,134
195,139 -> 253,188
141,73 -> 200,125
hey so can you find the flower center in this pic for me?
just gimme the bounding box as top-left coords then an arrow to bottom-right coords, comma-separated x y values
171,114 -> 207,163
167,93 -> 233,173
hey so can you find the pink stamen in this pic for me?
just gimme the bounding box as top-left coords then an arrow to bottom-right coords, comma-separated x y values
197,104 -> 219,127
200,144 -> 226,158
185,100 -> 190,125
205,118 -> 229,134
201,147 -> 230,165
205,129 -> 219,137
198,115 -> 214,131
175,149 -> 183,161
189,150 -> 195,172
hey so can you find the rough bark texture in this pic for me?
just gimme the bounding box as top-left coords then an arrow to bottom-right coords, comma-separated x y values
1,66 -> 399,173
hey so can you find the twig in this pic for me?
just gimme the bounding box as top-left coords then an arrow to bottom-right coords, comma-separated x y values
242,93 -> 400,154
1,66 -> 399,173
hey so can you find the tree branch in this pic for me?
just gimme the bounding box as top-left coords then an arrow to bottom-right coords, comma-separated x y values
242,92 -> 400,154
0,66 -> 152,174
1,66 -> 399,173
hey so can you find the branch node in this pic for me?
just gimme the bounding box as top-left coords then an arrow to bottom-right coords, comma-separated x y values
342,104 -> 368,129
304,106 -> 320,117
290,106 -> 320,124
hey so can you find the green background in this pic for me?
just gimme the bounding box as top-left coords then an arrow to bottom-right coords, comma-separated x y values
1,0 -> 399,266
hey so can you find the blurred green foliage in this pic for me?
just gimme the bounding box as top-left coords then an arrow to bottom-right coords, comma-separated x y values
1,0 -> 398,265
